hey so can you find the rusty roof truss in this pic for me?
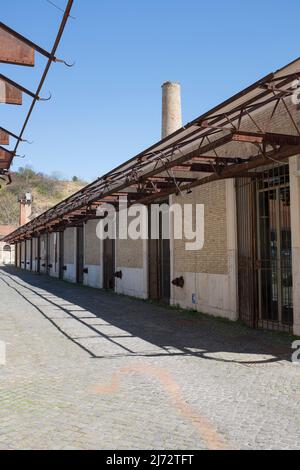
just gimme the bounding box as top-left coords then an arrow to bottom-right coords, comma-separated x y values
5,58 -> 300,243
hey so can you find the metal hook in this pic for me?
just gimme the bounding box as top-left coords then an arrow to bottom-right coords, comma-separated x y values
39,91 -> 52,102
15,154 -> 26,159
21,139 -> 34,145
63,60 -> 75,68
56,58 -> 75,68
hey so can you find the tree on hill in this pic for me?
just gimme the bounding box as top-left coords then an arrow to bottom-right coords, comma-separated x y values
0,167 -> 86,226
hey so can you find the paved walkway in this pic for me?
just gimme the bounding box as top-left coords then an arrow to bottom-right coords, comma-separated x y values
0,266 -> 299,450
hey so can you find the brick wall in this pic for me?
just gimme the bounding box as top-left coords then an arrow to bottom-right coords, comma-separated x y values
172,180 -> 228,275
64,228 -> 75,264
116,238 -> 144,269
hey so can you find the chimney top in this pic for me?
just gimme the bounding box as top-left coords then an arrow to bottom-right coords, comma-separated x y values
162,81 -> 181,87
18,193 -> 33,205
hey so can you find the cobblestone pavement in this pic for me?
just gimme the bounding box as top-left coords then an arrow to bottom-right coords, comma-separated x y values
0,266 -> 299,450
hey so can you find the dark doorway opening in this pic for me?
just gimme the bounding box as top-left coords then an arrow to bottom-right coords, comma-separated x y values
30,239 -> 33,271
59,231 -> 64,280
148,202 -> 171,303
37,237 -> 41,274
46,234 -> 50,275
24,242 -> 27,271
15,244 -> 18,267
76,227 -> 84,284
103,238 -> 115,290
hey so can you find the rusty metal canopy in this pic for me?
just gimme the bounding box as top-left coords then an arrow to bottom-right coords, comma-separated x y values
5,57 -> 300,243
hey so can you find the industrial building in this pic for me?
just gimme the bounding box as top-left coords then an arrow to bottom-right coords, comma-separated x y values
0,225 -> 16,265
5,58 -> 300,337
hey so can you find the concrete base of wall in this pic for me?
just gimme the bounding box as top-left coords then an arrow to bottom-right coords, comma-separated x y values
171,271 -> 238,321
49,266 -> 59,279
115,267 -> 148,299
31,261 -> 38,273
83,265 -> 102,289
63,264 -> 76,283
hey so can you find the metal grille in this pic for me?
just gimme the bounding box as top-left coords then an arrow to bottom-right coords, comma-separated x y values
257,164 -> 293,332
237,163 -> 293,333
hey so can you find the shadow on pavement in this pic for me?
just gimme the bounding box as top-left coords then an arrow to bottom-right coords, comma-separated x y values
0,266 -> 293,364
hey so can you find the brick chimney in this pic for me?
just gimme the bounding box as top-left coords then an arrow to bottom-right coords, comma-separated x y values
18,193 -> 32,226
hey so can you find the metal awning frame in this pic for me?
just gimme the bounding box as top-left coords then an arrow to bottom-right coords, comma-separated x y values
5,58 -> 300,243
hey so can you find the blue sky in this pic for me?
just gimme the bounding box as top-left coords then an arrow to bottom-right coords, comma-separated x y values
1,0 -> 300,182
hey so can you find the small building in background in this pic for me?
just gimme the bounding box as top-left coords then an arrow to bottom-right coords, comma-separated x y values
0,226 -> 17,266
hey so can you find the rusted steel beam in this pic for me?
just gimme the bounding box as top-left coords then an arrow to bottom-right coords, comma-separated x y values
199,125 -> 300,147
0,127 -> 21,141
172,165 -> 193,171
0,22 -> 54,62
147,176 -> 197,182
136,144 -> 300,205
172,159 -> 244,172
0,74 -> 37,100
232,131 -> 300,146
0,26 -> 35,66
261,83 -> 294,95
0,146 -> 14,159
232,133 -> 264,144
0,127 -> 29,145
189,163 -> 223,173
189,156 -> 245,164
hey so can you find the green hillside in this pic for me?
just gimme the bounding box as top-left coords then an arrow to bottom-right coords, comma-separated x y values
0,166 -> 86,225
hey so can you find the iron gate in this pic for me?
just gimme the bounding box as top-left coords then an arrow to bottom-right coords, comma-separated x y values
236,163 -> 293,333
236,177 -> 258,328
